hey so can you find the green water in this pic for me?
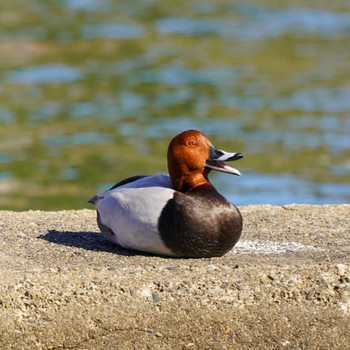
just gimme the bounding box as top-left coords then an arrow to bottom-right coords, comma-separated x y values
0,0 -> 349,210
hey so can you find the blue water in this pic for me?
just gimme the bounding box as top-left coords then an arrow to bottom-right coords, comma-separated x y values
218,172 -> 350,205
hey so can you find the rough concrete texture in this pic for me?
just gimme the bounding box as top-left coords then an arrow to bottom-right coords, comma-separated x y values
0,205 -> 349,349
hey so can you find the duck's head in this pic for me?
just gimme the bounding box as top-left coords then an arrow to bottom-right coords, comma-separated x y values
167,129 -> 244,192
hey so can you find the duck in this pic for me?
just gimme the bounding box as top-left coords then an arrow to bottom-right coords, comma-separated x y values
88,129 -> 244,258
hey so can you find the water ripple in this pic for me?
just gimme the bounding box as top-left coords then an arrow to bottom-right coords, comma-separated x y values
82,23 -> 144,39
42,133 -> 113,147
156,8 -> 350,39
141,65 -> 241,85
273,88 -> 350,113
6,64 -> 81,84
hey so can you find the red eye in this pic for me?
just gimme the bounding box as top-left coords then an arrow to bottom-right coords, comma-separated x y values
188,140 -> 196,147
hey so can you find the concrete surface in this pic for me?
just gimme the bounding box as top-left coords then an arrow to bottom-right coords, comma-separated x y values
0,205 -> 349,349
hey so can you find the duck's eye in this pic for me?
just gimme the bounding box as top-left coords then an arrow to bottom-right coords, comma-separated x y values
188,140 -> 196,147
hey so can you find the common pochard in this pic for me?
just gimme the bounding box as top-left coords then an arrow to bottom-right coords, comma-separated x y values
89,129 -> 244,257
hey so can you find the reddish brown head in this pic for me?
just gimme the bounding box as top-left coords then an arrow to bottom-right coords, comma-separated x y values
167,130 -> 243,192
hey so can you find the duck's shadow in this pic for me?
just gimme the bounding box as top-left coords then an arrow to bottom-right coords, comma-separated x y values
39,230 -> 142,256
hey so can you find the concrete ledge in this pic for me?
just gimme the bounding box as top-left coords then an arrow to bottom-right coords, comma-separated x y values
1,205 -> 349,349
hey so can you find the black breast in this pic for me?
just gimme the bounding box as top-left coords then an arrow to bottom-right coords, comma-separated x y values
158,186 -> 242,258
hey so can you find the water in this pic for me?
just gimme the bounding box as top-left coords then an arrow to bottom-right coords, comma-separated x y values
0,0 -> 349,210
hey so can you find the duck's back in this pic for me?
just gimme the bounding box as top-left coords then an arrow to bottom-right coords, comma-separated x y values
91,174 -> 176,256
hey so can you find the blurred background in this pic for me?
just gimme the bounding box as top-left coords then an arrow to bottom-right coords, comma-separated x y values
0,0 -> 349,210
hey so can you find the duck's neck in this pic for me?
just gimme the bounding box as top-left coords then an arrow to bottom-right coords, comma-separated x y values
171,173 -> 212,193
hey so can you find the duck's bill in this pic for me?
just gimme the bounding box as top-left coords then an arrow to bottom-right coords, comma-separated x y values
205,160 -> 242,176
205,146 -> 244,176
